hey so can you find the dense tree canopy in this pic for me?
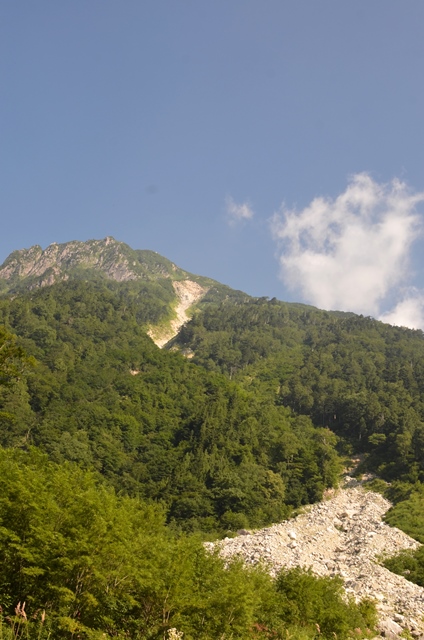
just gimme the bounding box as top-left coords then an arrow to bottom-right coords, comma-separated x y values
0,323 -> 375,639
171,297 -> 424,483
0,281 -> 341,534
4,277 -> 424,638
0,325 -> 34,386
0,447 -> 376,640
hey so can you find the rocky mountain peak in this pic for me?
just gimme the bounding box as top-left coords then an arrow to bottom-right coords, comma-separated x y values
0,237 -> 236,346
0,237 -> 142,289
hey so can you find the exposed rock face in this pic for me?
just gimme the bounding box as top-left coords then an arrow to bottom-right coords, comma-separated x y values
0,238 -> 139,286
0,239 -> 212,345
206,480 -> 424,636
148,280 -> 208,347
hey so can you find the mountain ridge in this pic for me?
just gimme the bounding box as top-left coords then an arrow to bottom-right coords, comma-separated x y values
0,237 -> 213,290
0,237 -> 248,346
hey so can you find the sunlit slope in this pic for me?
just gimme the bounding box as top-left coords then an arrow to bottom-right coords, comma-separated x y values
169,295 -> 424,482
0,237 -> 247,345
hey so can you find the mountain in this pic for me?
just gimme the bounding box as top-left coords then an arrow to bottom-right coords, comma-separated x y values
0,237 -> 214,288
3,236 -> 424,485
0,276 -> 342,536
0,237 -> 247,346
2,237 -> 424,637
3,236 -> 424,486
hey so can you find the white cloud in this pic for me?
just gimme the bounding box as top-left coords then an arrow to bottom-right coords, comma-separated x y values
379,291 -> 424,330
271,173 -> 424,328
225,196 -> 254,226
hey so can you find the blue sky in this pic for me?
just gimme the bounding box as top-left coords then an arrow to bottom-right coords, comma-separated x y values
2,1 -> 424,327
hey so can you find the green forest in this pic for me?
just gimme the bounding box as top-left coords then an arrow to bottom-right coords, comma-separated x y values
0,281 -> 341,533
172,297 -> 424,482
171,296 -> 424,605
2,271 -> 424,637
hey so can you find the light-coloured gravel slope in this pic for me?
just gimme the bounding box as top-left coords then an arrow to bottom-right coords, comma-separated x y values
206,478 -> 424,637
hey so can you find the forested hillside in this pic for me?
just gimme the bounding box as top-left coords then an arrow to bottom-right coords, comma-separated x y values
168,295 -> 424,606
0,237 -> 247,347
0,446 -> 376,639
171,297 -> 424,483
0,275 -> 379,639
0,280 -> 340,534
3,240 -> 424,637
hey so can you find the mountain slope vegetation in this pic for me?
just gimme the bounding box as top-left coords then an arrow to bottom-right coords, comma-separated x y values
0,279 -> 340,534
0,445 -> 376,639
0,280 -> 376,639
170,296 -> 424,483
0,237 -> 247,347
2,238 -> 424,637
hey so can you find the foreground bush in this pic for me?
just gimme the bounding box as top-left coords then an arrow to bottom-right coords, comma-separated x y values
0,447 -> 376,639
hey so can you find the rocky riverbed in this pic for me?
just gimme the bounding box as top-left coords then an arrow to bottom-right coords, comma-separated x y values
206,478 -> 424,638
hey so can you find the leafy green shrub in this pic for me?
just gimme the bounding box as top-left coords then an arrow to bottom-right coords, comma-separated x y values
363,478 -> 389,495
0,448 -> 377,640
384,486 -> 424,542
274,567 -> 377,639
384,548 -> 424,588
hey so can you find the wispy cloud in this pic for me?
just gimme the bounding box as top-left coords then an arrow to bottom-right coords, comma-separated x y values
225,196 -> 254,226
271,173 -> 424,329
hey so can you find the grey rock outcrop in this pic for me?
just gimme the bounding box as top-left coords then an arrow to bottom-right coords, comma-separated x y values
0,238 -> 140,286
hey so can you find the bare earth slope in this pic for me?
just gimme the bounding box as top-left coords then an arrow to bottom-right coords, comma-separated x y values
207,478 -> 424,637
148,280 -> 208,347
